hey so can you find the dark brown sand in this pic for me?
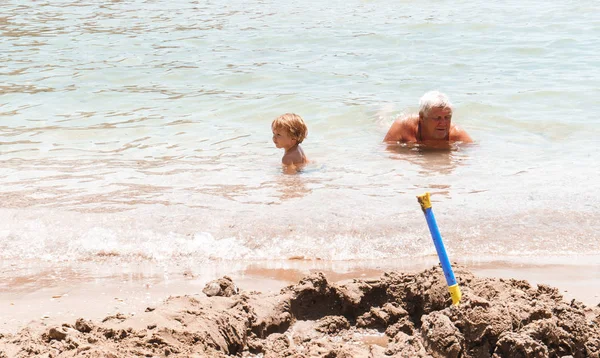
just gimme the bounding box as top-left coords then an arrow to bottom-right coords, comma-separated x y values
1,265 -> 599,357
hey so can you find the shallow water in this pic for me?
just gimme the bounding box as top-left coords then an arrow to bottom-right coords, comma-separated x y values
1,0 -> 599,269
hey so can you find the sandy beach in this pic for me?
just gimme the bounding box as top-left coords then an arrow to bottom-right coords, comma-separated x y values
2,0 -> 600,356
2,260 -> 599,357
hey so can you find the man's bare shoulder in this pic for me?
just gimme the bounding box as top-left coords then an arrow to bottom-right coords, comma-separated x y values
383,114 -> 419,143
449,125 -> 473,143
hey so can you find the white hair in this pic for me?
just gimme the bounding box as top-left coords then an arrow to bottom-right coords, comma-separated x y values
418,91 -> 453,117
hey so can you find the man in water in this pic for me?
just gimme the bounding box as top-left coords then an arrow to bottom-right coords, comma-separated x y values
383,91 -> 473,144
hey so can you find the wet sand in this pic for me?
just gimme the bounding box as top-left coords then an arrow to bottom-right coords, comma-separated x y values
1,258 -> 600,335
1,263 -> 599,357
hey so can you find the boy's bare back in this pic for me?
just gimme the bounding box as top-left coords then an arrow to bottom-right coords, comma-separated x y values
282,144 -> 307,166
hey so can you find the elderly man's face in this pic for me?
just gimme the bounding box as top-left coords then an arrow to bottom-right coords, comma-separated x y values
421,106 -> 452,140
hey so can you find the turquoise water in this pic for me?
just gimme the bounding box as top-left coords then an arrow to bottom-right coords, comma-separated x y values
1,0 -> 599,266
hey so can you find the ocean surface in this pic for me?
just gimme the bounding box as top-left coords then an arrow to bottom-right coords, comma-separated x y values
1,0 -> 599,280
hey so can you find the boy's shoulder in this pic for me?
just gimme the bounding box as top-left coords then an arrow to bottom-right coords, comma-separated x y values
282,146 -> 306,165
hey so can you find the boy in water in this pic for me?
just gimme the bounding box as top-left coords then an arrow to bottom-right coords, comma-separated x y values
271,113 -> 308,170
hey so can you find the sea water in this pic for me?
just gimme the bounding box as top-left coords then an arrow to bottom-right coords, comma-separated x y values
1,0 -> 599,275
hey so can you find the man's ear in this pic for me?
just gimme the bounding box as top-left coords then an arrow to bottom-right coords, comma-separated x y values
418,111 -> 424,121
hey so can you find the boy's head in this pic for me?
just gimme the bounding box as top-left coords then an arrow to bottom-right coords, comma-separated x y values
271,113 -> 308,146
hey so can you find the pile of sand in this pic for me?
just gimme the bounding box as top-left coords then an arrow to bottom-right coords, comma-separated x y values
1,266 -> 599,357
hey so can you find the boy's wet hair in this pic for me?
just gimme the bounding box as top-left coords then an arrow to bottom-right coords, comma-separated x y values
271,113 -> 308,143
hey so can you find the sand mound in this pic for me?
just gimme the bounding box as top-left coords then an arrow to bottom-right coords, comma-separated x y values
1,266 -> 599,357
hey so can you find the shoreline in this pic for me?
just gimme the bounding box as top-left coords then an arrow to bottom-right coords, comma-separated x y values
2,257 -> 599,335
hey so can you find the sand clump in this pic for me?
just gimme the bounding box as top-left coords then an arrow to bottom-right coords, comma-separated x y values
1,265 -> 599,357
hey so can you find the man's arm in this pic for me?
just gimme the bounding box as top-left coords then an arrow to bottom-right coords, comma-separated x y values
450,126 -> 473,143
383,115 -> 418,143
383,120 -> 404,142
